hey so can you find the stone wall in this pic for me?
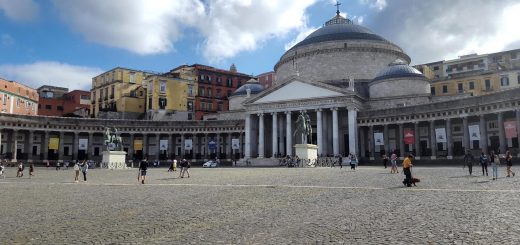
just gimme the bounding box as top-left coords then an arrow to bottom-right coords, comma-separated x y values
369,77 -> 430,98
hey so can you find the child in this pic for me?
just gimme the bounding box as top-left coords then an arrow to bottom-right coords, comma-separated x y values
349,154 -> 358,171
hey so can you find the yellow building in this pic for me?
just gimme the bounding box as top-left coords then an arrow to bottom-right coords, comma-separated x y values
91,67 -> 156,119
430,73 -> 499,96
145,75 -> 196,120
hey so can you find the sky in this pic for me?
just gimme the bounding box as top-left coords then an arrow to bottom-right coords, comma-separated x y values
1,0 -> 520,91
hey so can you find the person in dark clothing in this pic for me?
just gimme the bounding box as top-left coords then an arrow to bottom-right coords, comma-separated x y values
479,152 -> 489,176
463,150 -> 475,175
382,154 -> 388,169
139,158 -> 148,184
402,154 -> 414,187
338,155 -> 343,169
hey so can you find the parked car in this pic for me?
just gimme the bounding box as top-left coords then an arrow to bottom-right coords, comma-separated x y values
203,160 -> 218,168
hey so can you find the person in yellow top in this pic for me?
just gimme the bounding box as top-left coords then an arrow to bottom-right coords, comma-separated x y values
402,154 -> 414,187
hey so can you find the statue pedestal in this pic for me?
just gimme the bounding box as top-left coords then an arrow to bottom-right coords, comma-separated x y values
102,151 -> 128,169
294,144 -> 318,166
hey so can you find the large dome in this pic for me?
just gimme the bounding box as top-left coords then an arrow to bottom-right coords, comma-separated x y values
274,13 -> 410,85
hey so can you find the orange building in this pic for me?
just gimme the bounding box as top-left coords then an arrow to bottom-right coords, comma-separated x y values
0,78 -> 38,115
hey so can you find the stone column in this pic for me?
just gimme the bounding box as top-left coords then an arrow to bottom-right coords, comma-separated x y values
332,108 -> 339,156
316,109 -> 323,156
88,133 -> 94,159
358,126 -> 365,157
271,112 -> 278,158
258,113 -> 265,158
43,131 -> 49,161
446,118 -> 453,159
156,133 -> 161,160
129,133 -> 135,159
180,134 -> 185,158
193,134 -> 199,156
383,124 -> 389,155
479,115 -> 488,154
368,125 -> 375,160
58,132 -> 64,161
278,116 -> 285,156
430,120 -> 437,159
399,124 -> 405,159
204,133 -> 209,159
226,133 -> 232,159
169,134 -> 174,159
27,130 -> 34,162
12,130 -> 18,161
322,112 -> 329,155
462,117 -> 469,151
286,111 -> 292,156
497,112 -> 506,154
245,114 -> 251,159
72,132 -> 79,161
142,134 -> 148,158
414,122 -> 420,159
516,110 -> 520,157
216,133 -> 221,158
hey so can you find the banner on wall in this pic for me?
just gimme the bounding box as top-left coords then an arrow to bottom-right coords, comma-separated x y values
159,140 -> 169,150
208,140 -> 217,150
468,125 -> 480,141
78,139 -> 88,150
374,133 -> 384,146
435,128 -> 447,143
232,138 -> 240,150
134,139 -> 143,151
49,137 -> 59,150
404,128 -> 415,144
184,139 -> 193,150
504,121 -> 517,139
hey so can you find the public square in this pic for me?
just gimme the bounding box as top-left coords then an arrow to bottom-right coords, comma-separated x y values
1,166 -> 520,244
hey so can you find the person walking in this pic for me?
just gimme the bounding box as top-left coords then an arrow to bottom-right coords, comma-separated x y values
402,154 -> 414,187
491,151 -> 500,180
463,150 -> 475,175
56,161 -> 61,171
29,163 -> 34,178
349,153 -> 358,171
46,160 -> 50,168
17,162 -> 24,178
390,152 -> 398,174
73,161 -> 80,182
479,152 -> 489,176
338,155 -> 343,169
505,150 -> 515,177
382,154 -> 388,169
80,160 -> 88,182
139,158 -> 148,184
0,162 -> 5,179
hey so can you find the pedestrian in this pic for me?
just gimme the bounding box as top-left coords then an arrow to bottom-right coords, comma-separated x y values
180,159 -> 190,178
29,163 -> 34,178
382,154 -> 388,168
349,153 -> 358,171
56,161 -> 61,171
390,152 -> 398,174
173,159 -> 177,171
505,150 -> 515,177
338,155 -> 343,169
463,150 -> 475,175
74,161 -> 80,183
80,160 -> 88,182
491,151 -> 500,180
479,152 -> 489,176
0,162 -> 4,179
402,154 -> 414,187
139,158 -> 148,184
64,161 -> 69,170
46,160 -> 50,168
17,162 -> 24,177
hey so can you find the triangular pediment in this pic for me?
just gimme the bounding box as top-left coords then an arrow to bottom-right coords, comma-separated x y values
251,80 -> 344,104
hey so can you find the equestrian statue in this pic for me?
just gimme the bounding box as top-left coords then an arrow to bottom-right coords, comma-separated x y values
294,111 -> 313,144
104,126 -> 123,151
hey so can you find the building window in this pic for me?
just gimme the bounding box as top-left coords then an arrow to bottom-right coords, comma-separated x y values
148,98 -> 152,109
187,101 -> 193,111
199,87 -> 205,96
57,106 -> 64,111
227,78 -> 232,87
442,85 -> 448,93
517,74 -> 520,84
160,81 -> 166,93
457,83 -> 463,93
158,97 -> 167,109
207,88 -> 212,97
218,102 -> 223,111
217,77 -> 221,83
488,121 -> 498,129
45,105 -> 52,110
201,102 -> 206,110
512,52 -> 518,59
493,56 -> 502,62
199,75 -> 204,81
501,76 -> 509,86
208,103 -> 213,111
485,79 -> 491,90
148,81 -> 154,92
129,72 -> 136,84
16,98 -> 20,107
469,81 -> 475,90
188,85 -> 193,96
430,87 -> 436,95
207,75 -> 211,81
111,85 -> 115,98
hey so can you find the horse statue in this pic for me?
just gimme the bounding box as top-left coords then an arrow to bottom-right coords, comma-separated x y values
104,127 -> 123,151
293,111 -> 312,144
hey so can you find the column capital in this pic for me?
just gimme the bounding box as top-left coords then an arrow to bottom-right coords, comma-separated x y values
347,106 -> 358,111
257,113 -> 264,117
315,108 -> 322,112
285,111 -> 291,115
331,107 -> 338,111
271,112 -> 277,116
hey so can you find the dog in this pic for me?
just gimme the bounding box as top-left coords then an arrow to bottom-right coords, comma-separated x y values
403,177 -> 420,187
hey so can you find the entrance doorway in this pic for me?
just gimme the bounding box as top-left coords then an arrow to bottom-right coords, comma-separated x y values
489,136 -> 499,153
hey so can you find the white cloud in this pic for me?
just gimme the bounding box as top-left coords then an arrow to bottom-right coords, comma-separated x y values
360,0 -> 387,11
284,26 -> 318,51
0,61 -> 103,91
200,0 -> 318,62
52,0 -> 205,55
1,33 -> 14,46
0,0 -> 39,21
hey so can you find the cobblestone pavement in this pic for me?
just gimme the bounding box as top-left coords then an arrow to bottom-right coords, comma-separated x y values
1,166 -> 520,244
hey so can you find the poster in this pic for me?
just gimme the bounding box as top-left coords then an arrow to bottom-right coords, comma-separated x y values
78,138 -> 88,150
208,140 -> 217,150
184,139 -> 193,150
232,138 -> 240,150
159,140 -> 169,150
468,125 -> 480,141
374,132 -> 384,146
404,128 -> 415,144
49,137 -> 59,150
134,139 -> 143,151
435,128 -> 447,143
504,121 -> 517,139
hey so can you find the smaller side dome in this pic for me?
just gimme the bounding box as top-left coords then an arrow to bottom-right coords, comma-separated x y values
372,59 -> 425,82
231,78 -> 264,96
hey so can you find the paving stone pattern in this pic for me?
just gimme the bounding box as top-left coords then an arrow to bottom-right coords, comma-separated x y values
1,166 -> 519,244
